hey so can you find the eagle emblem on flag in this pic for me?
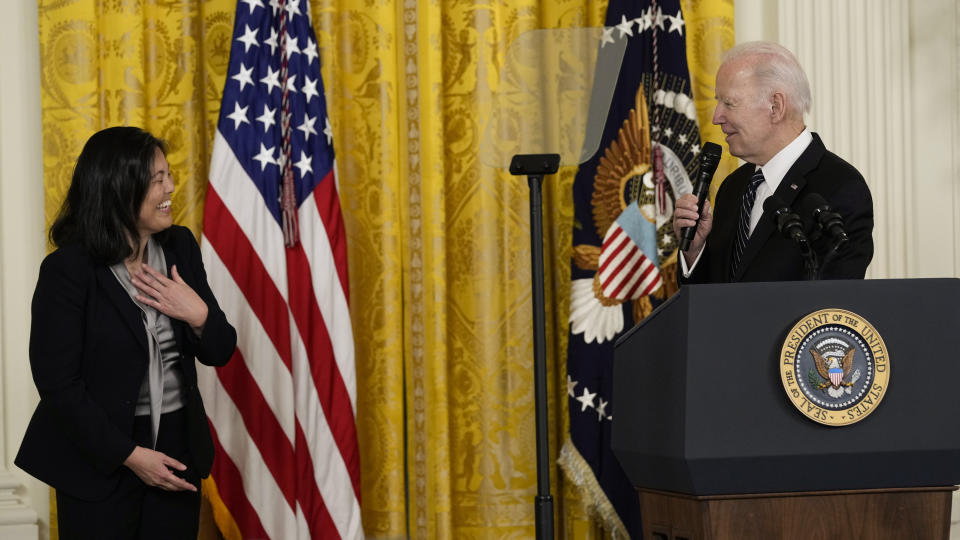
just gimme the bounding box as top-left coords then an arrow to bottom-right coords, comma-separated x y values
569,82 -> 696,343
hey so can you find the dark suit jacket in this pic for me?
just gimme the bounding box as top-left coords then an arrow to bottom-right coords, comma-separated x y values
681,133 -> 874,284
15,225 -> 236,501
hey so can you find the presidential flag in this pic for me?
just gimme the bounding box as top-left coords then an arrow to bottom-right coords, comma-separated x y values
561,0 -> 701,536
198,0 -> 361,538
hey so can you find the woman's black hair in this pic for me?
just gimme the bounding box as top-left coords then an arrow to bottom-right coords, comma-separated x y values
50,126 -> 167,265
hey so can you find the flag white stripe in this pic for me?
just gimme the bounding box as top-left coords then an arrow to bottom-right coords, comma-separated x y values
599,226 -> 627,264
602,247 -> 642,293
294,505 -> 310,540
201,238 -> 296,443
208,133 -> 289,298
628,264 -> 659,299
197,366 -> 298,539
597,229 -> 631,282
608,250 -> 646,296
298,191 -> 357,413
601,223 -> 623,244
291,324 -> 363,538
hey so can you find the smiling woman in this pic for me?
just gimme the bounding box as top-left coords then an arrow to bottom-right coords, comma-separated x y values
137,147 -> 176,239
14,126 -> 236,539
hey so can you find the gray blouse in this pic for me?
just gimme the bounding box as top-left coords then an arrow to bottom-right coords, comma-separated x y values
110,236 -> 185,447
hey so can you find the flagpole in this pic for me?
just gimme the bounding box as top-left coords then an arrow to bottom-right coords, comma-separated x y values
510,153 -> 560,540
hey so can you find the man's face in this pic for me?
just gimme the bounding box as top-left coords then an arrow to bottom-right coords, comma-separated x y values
712,60 -> 776,165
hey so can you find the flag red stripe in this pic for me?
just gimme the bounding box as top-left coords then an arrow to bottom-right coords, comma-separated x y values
310,171 -> 349,303
208,423 -> 272,540
204,188 -> 293,371
601,225 -> 624,251
598,228 -> 628,274
609,253 -> 646,298
285,246 -> 361,497
622,263 -> 657,299
295,424 -> 341,539
603,246 -> 640,293
216,349 -> 297,510
638,274 -> 663,298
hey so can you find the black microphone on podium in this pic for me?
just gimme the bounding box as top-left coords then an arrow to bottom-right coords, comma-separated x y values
679,142 -> 723,252
764,195 -> 818,280
763,195 -> 808,246
802,192 -> 848,249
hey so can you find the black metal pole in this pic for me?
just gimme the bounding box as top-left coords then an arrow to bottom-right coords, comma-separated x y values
509,153 -> 559,540
527,173 -> 554,540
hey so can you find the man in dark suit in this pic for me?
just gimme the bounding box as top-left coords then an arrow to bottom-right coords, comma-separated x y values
673,42 -> 873,284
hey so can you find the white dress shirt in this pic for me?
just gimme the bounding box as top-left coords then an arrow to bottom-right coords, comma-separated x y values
681,128 -> 814,277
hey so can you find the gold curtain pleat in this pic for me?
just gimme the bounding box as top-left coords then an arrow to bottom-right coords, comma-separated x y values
37,0 -> 732,538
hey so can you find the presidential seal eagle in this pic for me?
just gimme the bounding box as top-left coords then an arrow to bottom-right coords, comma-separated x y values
812,347 -> 861,398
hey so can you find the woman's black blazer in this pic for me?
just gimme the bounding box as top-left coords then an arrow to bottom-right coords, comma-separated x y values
15,225 -> 236,501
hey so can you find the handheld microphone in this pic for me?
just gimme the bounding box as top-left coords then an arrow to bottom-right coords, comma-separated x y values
763,196 -> 808,245
679,142 -> 722,251
803,192 -> 848,248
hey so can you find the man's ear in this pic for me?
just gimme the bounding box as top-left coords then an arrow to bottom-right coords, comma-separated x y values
770,92 -> 787,123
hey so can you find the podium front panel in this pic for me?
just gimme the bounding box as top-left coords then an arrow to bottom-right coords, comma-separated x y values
612,278 -> 960,495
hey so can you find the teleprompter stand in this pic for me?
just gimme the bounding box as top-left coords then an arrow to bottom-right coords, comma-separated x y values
510,153 -> 560,540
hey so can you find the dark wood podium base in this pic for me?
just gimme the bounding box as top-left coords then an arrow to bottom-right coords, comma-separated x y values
639,486 -> 956,540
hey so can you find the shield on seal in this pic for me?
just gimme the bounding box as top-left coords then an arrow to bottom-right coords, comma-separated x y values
829,367 -> 844,387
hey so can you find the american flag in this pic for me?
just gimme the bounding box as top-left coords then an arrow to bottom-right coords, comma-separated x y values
597,204 -> 662,301
198,0 -> 361,538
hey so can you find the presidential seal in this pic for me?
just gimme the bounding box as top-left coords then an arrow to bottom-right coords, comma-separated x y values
779,309 -> 890,426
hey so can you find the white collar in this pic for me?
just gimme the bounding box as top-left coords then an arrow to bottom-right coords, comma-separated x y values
756,128 -> 813,191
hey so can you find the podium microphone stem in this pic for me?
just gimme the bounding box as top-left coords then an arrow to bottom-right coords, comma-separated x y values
800,243 -> 818,281
528,174 -> 555,540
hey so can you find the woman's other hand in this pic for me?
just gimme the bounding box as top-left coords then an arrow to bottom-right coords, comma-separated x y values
132,264 -> 209,333
123,446 -> 197,492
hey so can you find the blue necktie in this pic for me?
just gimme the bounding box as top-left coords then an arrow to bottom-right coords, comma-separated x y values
730,169 -> 765,280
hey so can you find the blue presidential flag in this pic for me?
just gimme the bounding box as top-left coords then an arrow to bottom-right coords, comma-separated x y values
560,0 -> 701,536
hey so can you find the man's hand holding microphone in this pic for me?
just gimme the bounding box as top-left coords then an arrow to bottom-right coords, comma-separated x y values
672,142 -> 722,265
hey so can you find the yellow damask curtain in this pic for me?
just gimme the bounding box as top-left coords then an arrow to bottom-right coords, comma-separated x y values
37,1 -> 732,538
38,0 -> 230,236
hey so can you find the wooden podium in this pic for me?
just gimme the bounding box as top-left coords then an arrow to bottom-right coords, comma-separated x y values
637,487 -> 954,539
611,279 -> 960,540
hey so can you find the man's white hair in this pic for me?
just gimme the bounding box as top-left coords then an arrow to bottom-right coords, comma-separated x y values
722,41 -> 812,119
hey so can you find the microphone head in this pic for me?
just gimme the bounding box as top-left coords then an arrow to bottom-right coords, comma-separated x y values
801,192 -> 831,212
762,195 -> 806,241
763,194 -> 788,215
797,192 -> 833,233
699,142 -> 723,175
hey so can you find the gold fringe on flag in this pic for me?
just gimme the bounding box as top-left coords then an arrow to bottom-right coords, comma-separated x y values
558,439 -> 630,539
201,476 -> 243,540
